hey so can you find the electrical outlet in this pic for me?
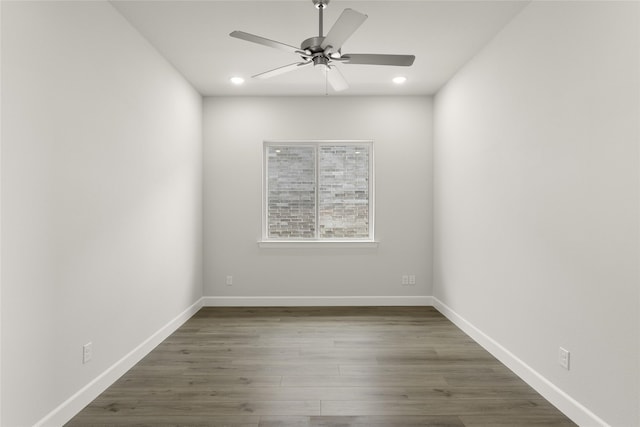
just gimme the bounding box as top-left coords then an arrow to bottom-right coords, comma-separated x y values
558,347 -> 570,370
409,275 -> 416,285
401,275 -> 409,285
226,275 -> 233,286
83,342 -> 92,364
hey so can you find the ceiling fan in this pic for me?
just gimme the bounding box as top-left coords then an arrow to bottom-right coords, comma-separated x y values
230,0 -> 415,92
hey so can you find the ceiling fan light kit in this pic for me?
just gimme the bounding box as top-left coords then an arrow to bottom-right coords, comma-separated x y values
230,0 -> 415,92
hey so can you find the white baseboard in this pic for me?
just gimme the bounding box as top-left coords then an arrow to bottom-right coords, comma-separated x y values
34,297 -> 204,427
432,297 -> 609,427
33,295 -> 606,427
202,295 -> 434,307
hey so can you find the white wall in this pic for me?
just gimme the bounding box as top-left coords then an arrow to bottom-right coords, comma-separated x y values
204,96 -> 432,301
1,2 -> 203,425
434,2 -> 639,426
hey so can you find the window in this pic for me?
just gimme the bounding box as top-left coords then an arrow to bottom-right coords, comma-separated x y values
263,141 -> 374,242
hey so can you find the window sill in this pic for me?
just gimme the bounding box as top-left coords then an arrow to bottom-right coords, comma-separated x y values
258,240 -> 379,249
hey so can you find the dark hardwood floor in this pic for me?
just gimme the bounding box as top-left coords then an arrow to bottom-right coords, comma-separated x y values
67,307 -> 575,426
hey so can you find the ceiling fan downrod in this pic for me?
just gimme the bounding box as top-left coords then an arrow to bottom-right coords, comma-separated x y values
306,0 -> 331,68
313,0 -> 329,37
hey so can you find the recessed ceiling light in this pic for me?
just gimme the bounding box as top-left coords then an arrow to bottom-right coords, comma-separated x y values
392,76 -> 407,85
230,76 -> 245,85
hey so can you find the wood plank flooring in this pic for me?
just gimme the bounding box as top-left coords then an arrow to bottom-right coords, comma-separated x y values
67,307 -> 575,426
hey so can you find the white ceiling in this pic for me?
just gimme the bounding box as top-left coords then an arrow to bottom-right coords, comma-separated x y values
111,0 -> 529,96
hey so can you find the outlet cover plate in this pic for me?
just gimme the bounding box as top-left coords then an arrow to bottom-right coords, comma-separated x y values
558,347 -> 570,370
83,342 -> 92,364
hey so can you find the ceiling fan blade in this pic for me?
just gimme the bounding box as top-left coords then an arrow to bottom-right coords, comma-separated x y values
253,61 -> 312,80
321,9 -> 367,52
325,66 -> 349,92
341,54 -> 415,66
230,31 -> 306,56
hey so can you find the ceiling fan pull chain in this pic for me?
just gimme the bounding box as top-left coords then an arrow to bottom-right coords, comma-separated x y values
325,67 -> 328,96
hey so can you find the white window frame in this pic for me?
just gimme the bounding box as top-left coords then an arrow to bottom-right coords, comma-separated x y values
260,140 -> 376,247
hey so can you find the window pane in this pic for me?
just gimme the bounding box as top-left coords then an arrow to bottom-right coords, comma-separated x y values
318,145 -> 369,239
267,146 -> 316,239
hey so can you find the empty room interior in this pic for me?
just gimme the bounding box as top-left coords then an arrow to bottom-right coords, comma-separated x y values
1,0 -> 639,426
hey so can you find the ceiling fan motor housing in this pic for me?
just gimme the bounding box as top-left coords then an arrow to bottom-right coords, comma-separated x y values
313,56 -> 329,67
301,36 -> 334,68
301,36 -> 325,54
